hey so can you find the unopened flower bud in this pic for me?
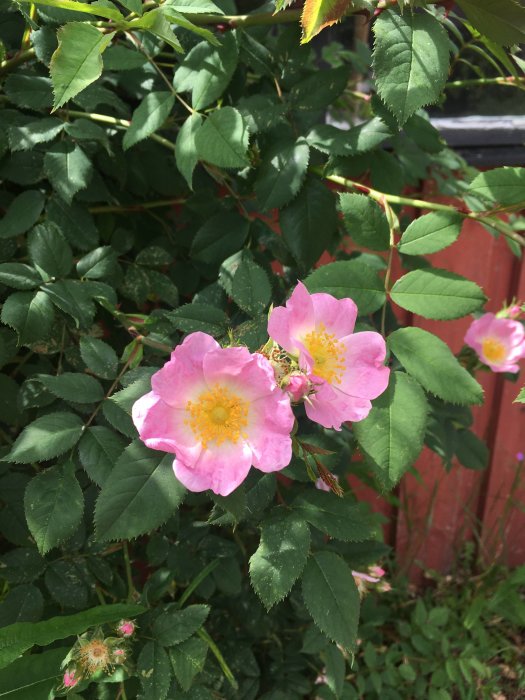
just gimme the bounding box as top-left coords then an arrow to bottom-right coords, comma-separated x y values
369,565 -> 385,578
63,669 -> 79,689
283,373 -> 310,402
117,620 -> 135,638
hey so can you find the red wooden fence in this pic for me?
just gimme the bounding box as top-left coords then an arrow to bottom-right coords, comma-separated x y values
351,207 -> 525,582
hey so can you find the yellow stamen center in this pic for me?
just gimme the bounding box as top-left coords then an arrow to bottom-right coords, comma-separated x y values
302,324 -> 346,384
78,640 -> 111,674
186,384 -> 248,448
482,337 -> 506,364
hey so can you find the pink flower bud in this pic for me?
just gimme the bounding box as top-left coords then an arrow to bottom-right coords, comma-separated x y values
369,566 -> 385,578
117,620 -> 135,638
315,474 -> 339,492
378,581 -> 392,593
283,373 -> 310,402
507,305 -> 522,319
63,670 -> 78,688
113,648 -> 127,664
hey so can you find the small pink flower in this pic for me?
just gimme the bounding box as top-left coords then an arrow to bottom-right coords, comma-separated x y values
352,570 -> 381,584
63,670 -> 78,689
507,305 -> 522,320
465,313 -> 525,373
132,333 -> 295,496
117,620 -> 135,637
369,565 -> 385,578
283,373 -> 310,402
268,282 -> 390,429
315,474 -> 339,492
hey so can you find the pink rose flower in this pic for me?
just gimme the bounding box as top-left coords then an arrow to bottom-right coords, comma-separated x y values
465,313 -> 525,373
283,372 -> 310,402
268,282 -> 390,429
132,332 -> 295,496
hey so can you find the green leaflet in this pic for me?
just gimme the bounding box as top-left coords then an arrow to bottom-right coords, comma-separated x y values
387,327 -> 484,405
0,191 -> 45,239
175,113 -> 203,190
390,269 -> 486,320
398,211 -> 463,255
302,551 -> 360,650
373,9 -> 450,125
28,222 -> 73,278
304,260 -> 385,315
0,647 -> 68,699
79,336 -> 118,379
94,441 -> 186,541
169,636 -> 208,692
456,0 -> 525,46
231,259 -> 271,317
50,22 -> 115,109
339,192 -> 390,251
137,641 -> 172,700
43,142 -> 93,203
0,604 -> 145,669
123,92 -> 175,151
249,510 -> 310,610
3,412 -> 85,464
353,372 -> 428,487
0,290 -> 55,346
153,605 -> 210,646
35,372 -> 104,403
254,136 -> 310,211
24,462 -> 84,554
292,491 -> 377,542
467,167 -> 525,209
194,107 -> 250,169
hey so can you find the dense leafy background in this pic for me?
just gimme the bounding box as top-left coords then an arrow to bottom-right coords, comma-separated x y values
0,0 -> 524,697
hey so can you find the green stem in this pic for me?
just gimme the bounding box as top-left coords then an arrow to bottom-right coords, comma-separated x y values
198,628 -> 238,689
177,560 -> 220,609
123,542 -> 136,603
446,76 -> 525,90
0,48 -> 35,74
17,0 -> 123,21
180,9 -> 301,27
317,169 -> 525,247
89,198 -> 185,214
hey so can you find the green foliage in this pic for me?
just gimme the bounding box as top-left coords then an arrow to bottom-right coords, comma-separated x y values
0,1 -> 523,697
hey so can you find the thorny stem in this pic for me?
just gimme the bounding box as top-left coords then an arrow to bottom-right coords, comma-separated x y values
381,199 -> 398,336
0,48 -> 35,74
446,76 -> 525,90
89,199 -> 186,214
316,170 -> 525,248
123,541 -> 136,602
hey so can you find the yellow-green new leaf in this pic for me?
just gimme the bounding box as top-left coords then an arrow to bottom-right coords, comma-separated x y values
51,23 -> 114,110
301,0 -> 352,43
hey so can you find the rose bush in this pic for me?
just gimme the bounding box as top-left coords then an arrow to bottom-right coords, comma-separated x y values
0,0 -> 524,698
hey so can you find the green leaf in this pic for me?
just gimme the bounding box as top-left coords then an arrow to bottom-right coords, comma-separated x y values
0,603 -> 145,669
467,167 -> 525,208
255,137 -> 310,211
78,426 -> 126,486
8,117 -> 64,152
456,0 -> 525,46
293,491 -> 376,541
35,372 -> 104,403
169,636 -> 208,692
103,44 -> 147,71
173,33 -> 238,110
167,304 -> 228,337
339,192 -> 390,251
3,412 -> 85,464
0,264 -> 42,291
138,641 -> 172,700
46,195 -> 99,251
42,280 -> 96,328
307,118 -> 391,156
301,551 -> 360,650
353,372 -> 428,486
27,222 -> 73,278
237,95 -> 284,134
304,260 -> 385,315
231,259 -> 271,317
515,386 -> 525,404
175,113 -> 203,190
76,246 -> 118,280
191,212 -> 250,267
44,142 -> 92,203
0,647 -> 67,700
300,0 -> 351,43
95,441 -> 186,541
50,22 -> 114,109
373,9 -> 450,125
249,510 -> 310,610
281,178 -> 338,270
80,336 -> 118,379
0,548 -> 46,585
24,463 -> 84,555
390,269 -> 486,320
387,327 -> 484,405
128,9 -> 183,52
455,430 -> 489,470
1,290 -> 55,346
0,191 -> 45,239
0,584 -> 44,626
4,75 -> 53,110
153,605 -> 210,646
290,65 -> 350,111
194,107 -> 250,169
398,211 -> 463,255
123,91 -> 174,151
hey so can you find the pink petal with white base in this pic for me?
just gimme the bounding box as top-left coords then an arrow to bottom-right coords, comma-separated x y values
173,441 -> 252,496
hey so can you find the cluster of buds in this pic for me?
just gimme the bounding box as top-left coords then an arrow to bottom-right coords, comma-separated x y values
59,620 -> 136,693
352,565 -> 391,596
496,301 -> 523,320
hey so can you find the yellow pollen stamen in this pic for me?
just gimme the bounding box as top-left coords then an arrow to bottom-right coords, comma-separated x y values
302,323 -> 346,385
482,337 -> 506,364
186,384 -> 249,448
78,640 -> 111,674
